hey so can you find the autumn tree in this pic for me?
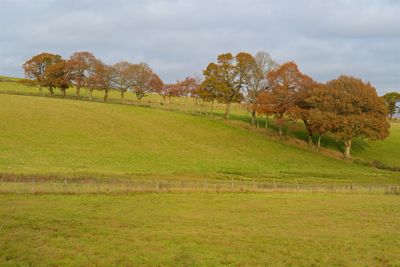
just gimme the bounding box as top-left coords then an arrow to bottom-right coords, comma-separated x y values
198,78 -> 219,117
159,84 -> 179,103
22,52 -> 62,95
289,83 -> 335,147
44,59 -> 73,97
68,52 -> 96,98
176,76 -> 200,112
246,51 -> 278,126
111,61 -> 134,101
263,62 -> 312,135
326,76 -> 390,158
382,92 -> 400,119
254,89 -> 276,130
130,63 -> 159,102
202,53 -> 244,119
86,59 -> 112,101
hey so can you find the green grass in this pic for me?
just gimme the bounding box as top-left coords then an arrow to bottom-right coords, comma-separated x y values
352,122 -> 400,167
1,193 -> 399,266
0,93 -> 398,183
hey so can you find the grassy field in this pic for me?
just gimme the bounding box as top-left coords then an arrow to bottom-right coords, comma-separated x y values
0,93 -> 399,183
352,122 -> 400,167
1,193 -> 399,266
1,78 -> 399,266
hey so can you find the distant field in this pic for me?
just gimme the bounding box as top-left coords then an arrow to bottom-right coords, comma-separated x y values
1,193 -> 399,266
0,93 -> 398,184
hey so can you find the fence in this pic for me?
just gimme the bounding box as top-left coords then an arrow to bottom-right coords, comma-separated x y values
0,176 -> 399,195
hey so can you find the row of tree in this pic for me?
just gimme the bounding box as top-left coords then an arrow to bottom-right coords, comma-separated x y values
22,51 -> 394,158
22,52 -> 164,102
198,52 -> 391,158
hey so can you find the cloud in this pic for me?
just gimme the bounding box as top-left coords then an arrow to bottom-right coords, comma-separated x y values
0,0 -> 399,93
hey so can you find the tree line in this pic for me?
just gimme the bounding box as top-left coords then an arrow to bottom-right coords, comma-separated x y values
22,51 -> 395,158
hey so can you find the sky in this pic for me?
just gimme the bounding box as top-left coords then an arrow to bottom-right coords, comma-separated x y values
0,0 -> 399,94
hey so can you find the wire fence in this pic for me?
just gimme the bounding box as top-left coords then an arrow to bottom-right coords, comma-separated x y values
0,177 -> 399,195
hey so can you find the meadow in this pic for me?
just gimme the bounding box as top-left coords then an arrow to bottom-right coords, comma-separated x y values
1,93 -> 399,184
1,79 -> 399,266
1,193 -> 399,266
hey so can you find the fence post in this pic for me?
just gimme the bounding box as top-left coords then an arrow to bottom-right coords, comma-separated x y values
231,179 -> 235,191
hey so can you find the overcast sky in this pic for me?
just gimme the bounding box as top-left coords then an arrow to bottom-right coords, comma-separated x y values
0,0 -> 399,94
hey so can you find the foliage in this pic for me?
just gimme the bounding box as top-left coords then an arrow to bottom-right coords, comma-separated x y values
325,76 -> 390,158
382,92 -> 400,119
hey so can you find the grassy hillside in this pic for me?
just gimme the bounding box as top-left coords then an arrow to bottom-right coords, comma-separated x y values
352,122 -> 400,167
1,193 -> 399,266
0,93 -> 398,183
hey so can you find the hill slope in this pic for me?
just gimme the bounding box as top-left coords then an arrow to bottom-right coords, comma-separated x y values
0,94 -> 398,183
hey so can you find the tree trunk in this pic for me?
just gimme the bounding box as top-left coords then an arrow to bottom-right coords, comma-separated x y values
317,136 -> 321,149
39,86 -> 43,96
49,87 -> 54,96
104,89 -> 109,102
89,89 -> 93,101
76,87 -> 81,98
308,134 -> 313,145
343,139 -> 352,159
224,103 -> 231,120
304,121 -> 313,145
278,125 -> 283,136
163,95 -> 166,104
120,90 -> 125,101
210,100 -> 214,118
61,88 -> 66,97
251,110 -> 257,126
265,115 -> 268,130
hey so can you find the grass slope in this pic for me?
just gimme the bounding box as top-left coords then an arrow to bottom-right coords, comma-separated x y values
352,122 -> 400,167
0,94 -> 398,183
1,193 -> 399,266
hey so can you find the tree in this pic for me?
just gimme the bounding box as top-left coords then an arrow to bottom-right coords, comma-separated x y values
44,59 -> 72,97
202,53 -> 244,119
86,59 -> 112,101
287,79 -> 322,144
22,52 -> 62,95
176,76 -> 200,112
382,92 -> 400,119
198,78 -> 219,117
265,62 -> 312,136
130,63 -> 159,102
159,83 -> 180,103
289,83 -> 335,147
246,51 -> 278,126
254,89 -> 276,130
68,52 -> 96,98
111,61 -> 134,101
326,76 -> 390,158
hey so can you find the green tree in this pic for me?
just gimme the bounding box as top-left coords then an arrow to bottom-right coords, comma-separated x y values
382,92 -> 400,119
